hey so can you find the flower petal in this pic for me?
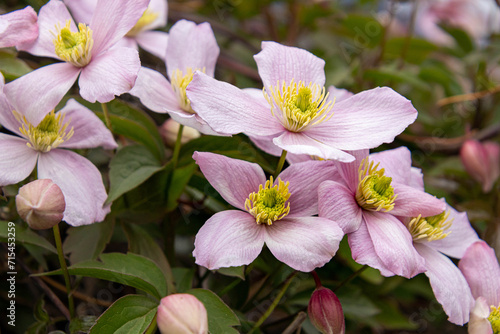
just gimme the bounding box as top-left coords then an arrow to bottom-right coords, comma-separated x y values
90,0 -> 150,54
254,41 -> 325,89
306,87 -> 417,151
335,149 -> 368,193
410,167 -> 425,191
193,152 -> 266,211
415,243 -> 474,325
136,30 -> 169,60
0,86 -> 23,137
37,149 -> 110,226
186,72 -> 284,136
318,180 -> 363,234
166,20 -> 219,78
469,297 -> 494,334
4,62 -> 80,126
459,241 -> 500,306
193,210 -> 265,270
264,216 -> 344,272
0,134 -> 37,186
390,182 -> 446,217
147,0 -> 168,30
327,86 -> 353,103
278,160 -> 338,217
273,131 -> 355,162
249,135 -> 283,157
58,99 -> 117,150
79,47 -> 140,103
363,211 -> 426,278
167,109 -> 223,136
64,0 -> 95,24
0,6 -> 38,49
426,205 -> 479,259
370,147 -> 413,185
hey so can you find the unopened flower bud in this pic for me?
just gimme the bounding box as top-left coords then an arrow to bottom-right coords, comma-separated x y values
460,140 -> 500,192
160,119 -> 200,147
16,179 -> 65,230
157,293 -> 208,334
308,287 -> 345,334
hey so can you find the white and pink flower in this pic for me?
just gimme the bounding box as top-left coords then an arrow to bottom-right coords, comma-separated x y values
0,6 -> 38,49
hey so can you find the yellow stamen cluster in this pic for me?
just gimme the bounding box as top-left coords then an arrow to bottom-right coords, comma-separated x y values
15,110 -> 74,153
53,21 -> 93,67
408,211 -> 452,242
245,176 -> 291,225
264,79 -> 334,132
355,158 -> 397,212
127,8 -> 159,37
171,67 -> 205,114
488,304 -> 500,334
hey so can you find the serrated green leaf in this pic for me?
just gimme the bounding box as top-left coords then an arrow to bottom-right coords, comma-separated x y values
89,295 -> 158,334
187,288 -> 240,334
166,162 -> 197,212
107,145 -> 165,204
0,221 -> 57,254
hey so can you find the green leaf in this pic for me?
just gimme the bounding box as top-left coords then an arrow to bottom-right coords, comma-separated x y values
107,145 -> 165,204
217,266 -> 246,280
95,99 -> 165,162
384,38 -> 438,64
187,288 -> 240,334
0,221 -> 57,254
63,219 -> 115,265
0,50 -> 33,80
37,253 -> 167,299
172,268 -> 195,293
364,68 -> 430,91
26,297 -> 49,334
89,295 -> 158,334
166,162 -> 197,212
122,223 -> 176,294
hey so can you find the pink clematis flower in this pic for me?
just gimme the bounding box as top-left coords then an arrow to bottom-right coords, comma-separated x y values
64,0 -> 169,60
460,139 -> 500,193
4,0 -> 149,126
318,147 -> 446,278
0,6 -> 38,48
186,41 -> 418,162
129,19 -> 221,135
192,152 -> 344,272
0,73 -> 117,226
459,241 -> 500,334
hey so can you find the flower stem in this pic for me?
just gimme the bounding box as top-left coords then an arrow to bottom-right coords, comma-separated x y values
145,313 -> 157,334
52,224 -> 75,319
311,271 -> 322,289
101,103 -> 112,131
274,150 -> 288,179
171,124 -> 184,171
248,271 -> 298,334
333,265 -> 368,292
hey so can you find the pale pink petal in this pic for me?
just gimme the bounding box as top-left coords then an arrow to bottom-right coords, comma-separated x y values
273,131 -> 355,162
146,0 -> 168,30
335,149 -> 368,193
58,99 -> 117,150
186,72 -> 284,136
306,87 -> 417,151
484,141 -> 500,192
410,167 -> 425,191
193,152 -> 266,211
79,47 -> 140,103
4,63 -> 80,126
286,153 -> 313,164
278,160 -> 338,217
135,30 -> 169,60
37,149 -> 110,226
390,182 -> 446,217
129,66 -> 180,113
318,180 -> 363,234
193,210 -> 265,270
114,36 -> 138,51
327,86 -> 353,103
90,0 -> 149,54
18,0 -> 73,58
264,216 -> 343,272
166,20 -> 219,78
469,297 -> 494,334
415,243 -> 474,325
370,147 -> 413,185
0,88 -> 23,137
254,41 -> 325,89
249,135 -> 283,157
64,0 -> 95,24
363,211 -> 426,278
0,6 -> 38,48
426,205 -> 479,259
168,109 -> 224,136
0,134 -> 37,186
459,241 -> 500,306
242,88 -> 269,108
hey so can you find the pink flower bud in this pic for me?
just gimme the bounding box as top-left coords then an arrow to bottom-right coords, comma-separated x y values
460,140 -> 500,192
157,293 -> 208,334
15,179 -> 65,230
160,119 -> 201,147
308,287 -> 345,334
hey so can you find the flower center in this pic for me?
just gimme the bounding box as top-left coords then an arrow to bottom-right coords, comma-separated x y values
15,110 -> 74,153
488,304 -> 500,334
245,176 -> 291,225
170,67 -> 205,114
355,158 -> 397,212
263,79 -> 334,132
53,20 -> 93,67
126,8 -> 158,37
408,211 -> 452,242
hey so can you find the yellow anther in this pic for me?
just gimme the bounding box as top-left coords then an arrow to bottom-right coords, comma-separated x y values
170,67 -> 205,113
408,211 -> 452,242
245,176 -> 291,225
53,20 -> 93,67
488,304 -> 500,334
127,8 -> 159,37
